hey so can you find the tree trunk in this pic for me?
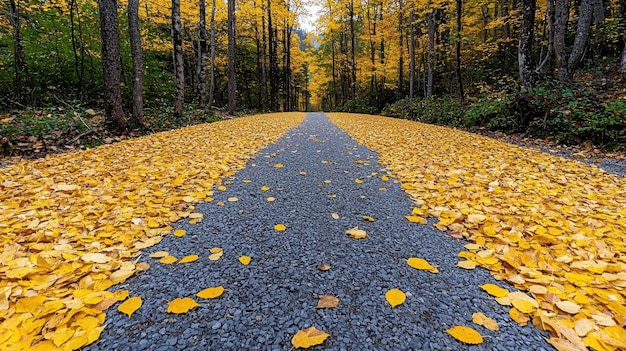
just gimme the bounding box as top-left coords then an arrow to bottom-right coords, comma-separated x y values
98,0 -> 127,131
7,0 -> 29,99
172,0 -> 185,117
128,0 -> 144,127
455,0 -> 464,101
501,0 -> 510,38
427,10 -> 435,97
567,0 -> 594,74
553,0 -> 570,83
197,0 -> 207,108
208,0 -> 217,107
70,0 -> 84,97
268,0 -> 279,111
227,0 -> 236,114
535,0 -> 554,74
397,0 -> 404,99
349,0 -> 357,100
284,18 -> 292,111
621,44 -> 626,70
409,10 -> 415,99
519,0 -> 535,87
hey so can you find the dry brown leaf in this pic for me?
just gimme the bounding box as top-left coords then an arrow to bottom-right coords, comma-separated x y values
317,262 -> 331,271
316,295 -> 339,309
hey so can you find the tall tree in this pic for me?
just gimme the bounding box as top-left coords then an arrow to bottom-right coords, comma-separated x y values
208,0 -> 217,107
7,0 -> 29,98
518,0 -> 535,87
409,9 -> 415,99
268,0 -> 279,111
427,9 -> 435,97
227,0 -> 237,114
554,0 -> 594,84
128,0 -> 144,127
197,0 -> 207,109
172,0 -> 185,117
98,0 -> 127,131
454,0 -> 464,101
397,0 -> 404,99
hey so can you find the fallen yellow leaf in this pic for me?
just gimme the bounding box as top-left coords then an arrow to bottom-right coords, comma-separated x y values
166,297 -> 200,314
291,326 -> 329,349
118,296 -> 142,317
179,255 -> 199,264
159,256 -> 177,264
274,224 -> 286,232
345,226 -> 367,239
385,288 -> 406,308
196,286 -> 224,299
238,255 -> 251,265
407,257 -> 439,273
173,229 -> 186,237
472,312 -> 499,331
445,325 -> 483,344
480,284 -> 509,298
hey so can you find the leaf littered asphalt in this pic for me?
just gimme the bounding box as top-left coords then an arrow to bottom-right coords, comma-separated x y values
85,113 -> 552,351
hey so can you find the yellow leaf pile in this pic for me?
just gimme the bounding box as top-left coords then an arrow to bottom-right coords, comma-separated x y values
0,113 -> 304,350
328,113 -> 626,349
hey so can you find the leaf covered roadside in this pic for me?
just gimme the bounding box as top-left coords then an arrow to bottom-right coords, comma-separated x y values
328,113 -> 626,351
0,112 -> 305,350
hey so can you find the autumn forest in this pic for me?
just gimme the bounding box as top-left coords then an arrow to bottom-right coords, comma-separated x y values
1,0 -> 625,149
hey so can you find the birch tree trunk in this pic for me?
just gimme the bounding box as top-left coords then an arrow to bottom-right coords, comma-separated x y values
128,0 -> 144,127
98,0 -> 127,131
172,0 -> 185,117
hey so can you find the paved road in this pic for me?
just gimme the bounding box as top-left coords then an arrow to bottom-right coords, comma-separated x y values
84,113 -> 550,351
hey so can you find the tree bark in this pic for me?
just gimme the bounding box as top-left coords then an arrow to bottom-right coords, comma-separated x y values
7,0 -> 29,98
622,44 -> 626,70
553,0 -> 570,83
227,0 -> 236,114
567,0 -> 594,73
349,0 -> 357,100
197,0 -> 207,108
128,0 -> 144,127
397,0 -> 404,99
409,10 -> 415,99
70,0 -> 84,97
98,0 -> 127,131
455,0 -> 464,101
519,0 -> 535,87
535,0 -> 554,74
427,9 -> 435,97
172,0 -> 185,117
268,0 -> 279,111
208,0 -> 217,107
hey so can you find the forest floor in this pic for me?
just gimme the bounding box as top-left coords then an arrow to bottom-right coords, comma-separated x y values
1,113 -> 625,350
